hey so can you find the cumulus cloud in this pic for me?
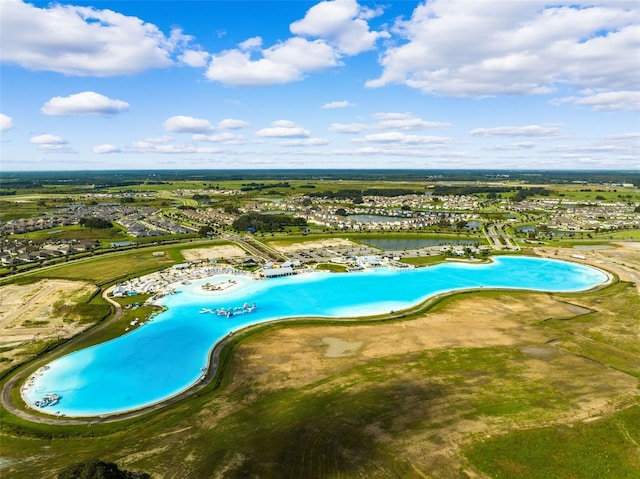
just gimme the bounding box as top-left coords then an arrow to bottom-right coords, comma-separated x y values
330,122 -> 367,133
206,37 -> 339,86
553,90 -> 640,111
205,0 -> 386,86
0,0 -> 201,76
470,125 -> 561,137
0,113 -> 13,131
192,132 -> 244,144
367,1 -> 640,99
42,91 -> 129,116
489,141 -> 537,151
93,144 -> 121,154
30,133 -> 69,150
179,49 -> 210,67
280,138 -> 330,146
360,132 -> 453,144
256,120 -> 310,138
131,139 -> 221,154
322,100 -> 355,109
239,37 -> 263,51
218,118 -> 249,129
163,115 -> 214,133
373,112 -> 450,130
290,0 -> 389,55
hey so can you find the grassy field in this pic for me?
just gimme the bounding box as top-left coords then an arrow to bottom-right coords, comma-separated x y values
1,274 -> 637,478
466,404 -> 640,479
0,240 -> 237,287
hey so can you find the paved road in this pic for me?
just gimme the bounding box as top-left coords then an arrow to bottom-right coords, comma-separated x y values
485,223 -> 519,251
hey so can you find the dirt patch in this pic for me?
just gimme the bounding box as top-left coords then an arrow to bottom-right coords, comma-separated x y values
228,293 -> 616,394
181,245 -> 247,262
322,337 -> 363,357
269,238 -> 353,253
0,280 -> 95,374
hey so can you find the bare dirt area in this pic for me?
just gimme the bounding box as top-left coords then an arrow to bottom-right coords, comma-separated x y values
229,294 -> 619,393
181,245 -> 248,262
268,238 -> 353,252
0,280 -> 95,374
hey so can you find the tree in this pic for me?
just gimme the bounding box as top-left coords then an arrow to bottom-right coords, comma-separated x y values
198,225 -> 214,237
79,217 -> 113,229
57,459 -> 150,479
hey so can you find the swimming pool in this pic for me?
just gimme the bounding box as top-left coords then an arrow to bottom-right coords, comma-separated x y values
22,256 -> 609,417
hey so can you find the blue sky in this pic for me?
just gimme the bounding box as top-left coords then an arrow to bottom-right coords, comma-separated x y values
0,0 -> 638,171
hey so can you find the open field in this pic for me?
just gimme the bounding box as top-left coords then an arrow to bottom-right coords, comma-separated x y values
0,280 -> 97,376
0,240 -> 638,477
181,244 -> 248,262
268,237 -> 353,252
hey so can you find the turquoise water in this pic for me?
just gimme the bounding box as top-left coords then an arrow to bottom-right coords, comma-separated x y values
23,256 -> 608,417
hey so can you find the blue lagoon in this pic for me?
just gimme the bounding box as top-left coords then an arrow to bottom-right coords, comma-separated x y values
23,256 -> 608,417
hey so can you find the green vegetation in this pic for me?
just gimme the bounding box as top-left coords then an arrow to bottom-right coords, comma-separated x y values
315,263 -> 348,272
232,212 -> 307,232
399,254 -> 446,266
57,459 -> 150,479
466,405 -> 640,479
0,170 -> 637,478
79,217 -> 113,229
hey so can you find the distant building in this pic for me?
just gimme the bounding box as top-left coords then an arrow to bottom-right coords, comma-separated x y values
263,266 -> 295,278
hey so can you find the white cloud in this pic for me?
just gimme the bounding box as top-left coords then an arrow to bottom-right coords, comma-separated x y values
553,90 -> 640,111
322,100 -> 355,109
179,49 -> 210,67
0,0 -> 199,76
470,125 -> 561,137
373,112 -> 450,130
42,91 -> 129,116
131,140 -> 221,154
489,142 -> 537,151
361,132 -> 453,144
30,133 -> 69,150
30,134 -> 66,145
218,118 -> 249,129
206,37 -> 339,86
163,115 -> 214,133
281,138 -> 330,146
0,113 -> 13,131
192,132 -> 244,144
290,0 -> 389,55
140,136 -> 173,144
93,144 -> 121,154
330,122 -> 367,133
239,36 -> 263,51
218,118 -> 249,130
256,120 -> 310,138
205,0 -> 387,86
368,1 -> 640,98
